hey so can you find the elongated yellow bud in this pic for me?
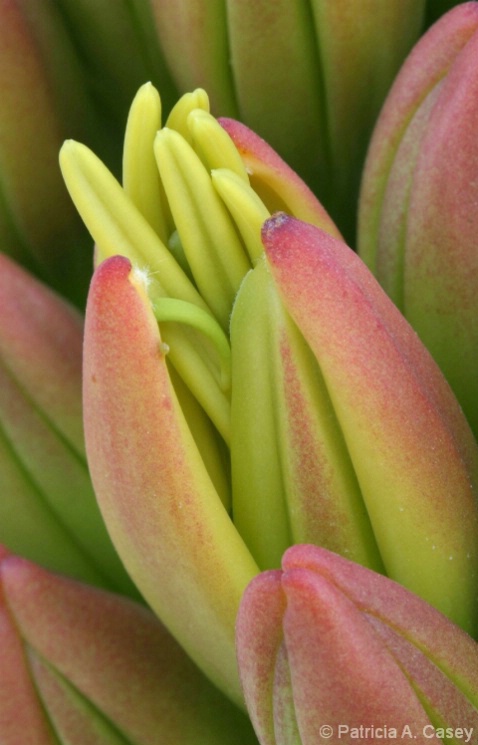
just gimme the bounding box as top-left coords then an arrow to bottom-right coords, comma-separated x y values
212,168 -> 270,264
166,87 -> 210,141
122,82 -> 172,243
154,127 -> 251,328
188,108 -> 250,181
59,140 -> 201,306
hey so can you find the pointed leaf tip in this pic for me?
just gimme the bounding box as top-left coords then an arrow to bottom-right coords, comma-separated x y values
261,212 -> 298,261
84,254 -> 258,705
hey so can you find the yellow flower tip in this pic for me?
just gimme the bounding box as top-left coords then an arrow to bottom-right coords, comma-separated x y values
166,88 -> 210,141
58,138 -> 77,164
137,80 -> 154,94
187,108 -> 250,183
59,139 -> 96,183
126,81 -> 162,125
60,138 -> 88,156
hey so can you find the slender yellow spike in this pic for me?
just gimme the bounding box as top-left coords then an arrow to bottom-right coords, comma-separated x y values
122,82 -> 172,243
60,140 -> 203,307
60,140 -> 231,442
154,128 -> 251,329
188,108 -> 250,182
166,88 -> 210,142
212,168 -> 270,264
83,254 -> 257,703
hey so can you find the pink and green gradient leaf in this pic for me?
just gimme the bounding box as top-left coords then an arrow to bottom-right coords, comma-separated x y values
83,255 -> 259,705
0,549 -> 258,744
358,2 -> 478,439
0,548 -> 57,744
401,23 -> 478,438
358,2 -> 478,272
0,254 -> 84,453
285,545 -> 478,709
279,567 -> 432,742
237,545 -> 478,745
237,550 -> 432,745
0,256 -> 135,594
262,214 -> 478,635
284,545 -> 478,732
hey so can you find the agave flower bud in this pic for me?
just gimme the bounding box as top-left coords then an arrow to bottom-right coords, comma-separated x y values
60,83 -> 340,445
0,547 -> 258,745
0,254 -> 137,597
358,2 -> 478,438
62,84 -> 478,699
149,0 -> 426,240
237,544 -> 478,745
60,84 -> 341,702
258,214 -> 478,635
